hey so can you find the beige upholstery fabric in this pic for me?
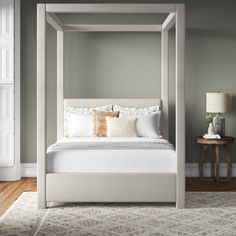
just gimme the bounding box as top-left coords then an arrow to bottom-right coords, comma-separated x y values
106,117 -> 138,137
92,111 -> 119,137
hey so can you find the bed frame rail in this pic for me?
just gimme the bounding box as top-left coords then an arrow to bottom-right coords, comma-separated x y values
46,173 -> 176,203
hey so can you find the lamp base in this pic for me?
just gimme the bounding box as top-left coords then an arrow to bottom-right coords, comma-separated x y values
213,113 -> 225,137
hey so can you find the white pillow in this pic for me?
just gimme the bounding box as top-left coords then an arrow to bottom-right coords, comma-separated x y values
67,113 -> 92,137
65,105 -> 112,137
120,111 -> 162,138
106,117 -> 138,137
113,105 -> 160,115
65,105 -> 112,115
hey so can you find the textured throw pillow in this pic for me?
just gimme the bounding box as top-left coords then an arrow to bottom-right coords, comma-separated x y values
113,105 -> 160,115
106,117 -> 138,137
92,111 -> 119,137
120,112 -> 161,138
65,105 -> 113,115
67,113 -> 92,137
64,105 -> 112,137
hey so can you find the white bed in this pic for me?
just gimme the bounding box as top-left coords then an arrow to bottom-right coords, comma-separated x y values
37,3 -> 185,208
47,137 -> 176,173
44,99 -> 178,204
46,138 -> 177,203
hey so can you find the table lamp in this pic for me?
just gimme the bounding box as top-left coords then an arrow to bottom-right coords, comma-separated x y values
206,92 -> 232,137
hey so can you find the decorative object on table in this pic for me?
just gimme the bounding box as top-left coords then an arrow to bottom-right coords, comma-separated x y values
205,113 -> 215,135
206,92 -> 232,137
196,136 -> 235,182
203,134 -> 221,139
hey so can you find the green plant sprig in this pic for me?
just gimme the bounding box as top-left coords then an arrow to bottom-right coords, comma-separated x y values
205,113 -> 213,124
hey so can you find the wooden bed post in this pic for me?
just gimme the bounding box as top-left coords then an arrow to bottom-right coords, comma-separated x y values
57,31 -> 64,140
161,12 -> 175,140
175,4 -> 185,209
37,4 -> 46,209
161,30 -> 169,139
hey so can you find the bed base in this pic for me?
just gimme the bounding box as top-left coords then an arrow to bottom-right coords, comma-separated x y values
46,173 -> 176,203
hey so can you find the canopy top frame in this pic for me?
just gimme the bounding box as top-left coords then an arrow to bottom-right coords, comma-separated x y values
37,3 -> 185,209
46,3 -> 176,13
46,4 -> 177,32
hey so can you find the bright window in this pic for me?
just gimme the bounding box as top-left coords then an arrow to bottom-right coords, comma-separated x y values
0,0 -> 14,166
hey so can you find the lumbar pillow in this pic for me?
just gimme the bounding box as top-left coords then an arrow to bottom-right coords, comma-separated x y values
106,117 -> 138,137
120,111 -> 161,138
67,113 -> 92,137
92,111 -> 119,137
65,105 -> 112,137
113,105 -> 160,115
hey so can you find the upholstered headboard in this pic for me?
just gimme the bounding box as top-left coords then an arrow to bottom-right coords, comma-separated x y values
61,98 -> 163,138
64,99 -> 161,109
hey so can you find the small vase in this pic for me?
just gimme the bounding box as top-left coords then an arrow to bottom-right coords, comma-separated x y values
208,123 -> 215,135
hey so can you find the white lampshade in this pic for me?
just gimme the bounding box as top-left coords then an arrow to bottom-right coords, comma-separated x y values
206,92 -> 232,113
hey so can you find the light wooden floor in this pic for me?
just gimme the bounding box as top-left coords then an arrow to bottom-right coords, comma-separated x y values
0,178 -> 36,216
0,177 -> 235,216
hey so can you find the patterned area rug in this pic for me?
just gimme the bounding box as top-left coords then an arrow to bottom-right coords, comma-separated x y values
0,192 -> 236,236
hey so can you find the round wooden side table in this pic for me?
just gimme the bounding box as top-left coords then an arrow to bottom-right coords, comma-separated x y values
196,136 -> 235,183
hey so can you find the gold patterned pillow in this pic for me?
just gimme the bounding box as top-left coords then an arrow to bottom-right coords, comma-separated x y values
92,111 -> 119,137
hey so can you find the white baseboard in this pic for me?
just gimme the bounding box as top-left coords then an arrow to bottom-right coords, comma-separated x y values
21,163 -> 37,177
20,163 -> 236,178
186,163 -> 236,178
0,167 -> 20,181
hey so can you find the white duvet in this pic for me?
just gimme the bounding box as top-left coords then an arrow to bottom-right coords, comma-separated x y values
46,137 -> 176,173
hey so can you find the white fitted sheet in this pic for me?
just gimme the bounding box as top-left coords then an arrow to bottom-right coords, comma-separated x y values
47,137 -> 176,173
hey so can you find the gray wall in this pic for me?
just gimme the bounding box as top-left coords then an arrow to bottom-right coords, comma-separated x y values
21,0 -> 236,164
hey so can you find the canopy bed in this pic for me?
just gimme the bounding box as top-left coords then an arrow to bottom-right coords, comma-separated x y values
37,4 -> 185,209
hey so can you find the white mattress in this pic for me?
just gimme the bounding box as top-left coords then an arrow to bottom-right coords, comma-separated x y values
47,137 -> 176,173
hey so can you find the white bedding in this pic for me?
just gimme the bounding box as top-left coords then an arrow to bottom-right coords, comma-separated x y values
47,137 -> 176,173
